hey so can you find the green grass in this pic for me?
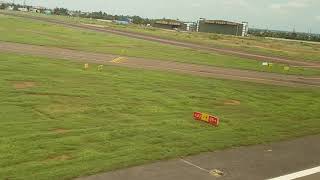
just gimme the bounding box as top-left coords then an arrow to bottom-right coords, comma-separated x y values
15,10 -> 320,62
125,28 -> 320,62
1,13 -> 320,76
1,52 -> 320,180
88,19 -> 320,62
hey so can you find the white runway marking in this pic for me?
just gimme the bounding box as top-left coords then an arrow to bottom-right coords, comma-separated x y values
268,166 -> 320,180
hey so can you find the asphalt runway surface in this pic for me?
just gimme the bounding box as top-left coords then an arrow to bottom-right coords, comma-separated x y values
76,135 -> 320,180
1,41 -> 320,88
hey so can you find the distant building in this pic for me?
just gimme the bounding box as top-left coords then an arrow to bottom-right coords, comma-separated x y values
34,6 -> 46,9
29,8 -> 39,12
29,6 -> 45,13
113,20 -> 129,25
197,19 -> 249,36
18,7 -> 28,12
153,19 -> 186,30
184,22 -> 197,32
67,11 -> 74,16
67,10 -> 81,16
43,9 -> 52,15
81,12 -> 90,16
6,6 -> 14,11
113,18 -> 132,25
31,8 -> 41,13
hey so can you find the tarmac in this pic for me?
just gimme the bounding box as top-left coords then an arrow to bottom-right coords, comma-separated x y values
76,134 -> 320,180
1,42 -> 320,88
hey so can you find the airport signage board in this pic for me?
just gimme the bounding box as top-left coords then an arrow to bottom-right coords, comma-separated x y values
193,112 -> 219,126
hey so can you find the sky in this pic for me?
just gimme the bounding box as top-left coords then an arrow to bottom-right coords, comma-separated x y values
5,0 -> 320,33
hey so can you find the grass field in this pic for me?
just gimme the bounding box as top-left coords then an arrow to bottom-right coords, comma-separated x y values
1,52 -> 320,179
1,13 -> 320,76
14,11 -> 320,62
79,19 -> 320,62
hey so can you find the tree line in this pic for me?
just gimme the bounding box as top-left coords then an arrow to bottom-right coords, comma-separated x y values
48,7 -> 153,24
249,29 -> 320,42
0,3 -> 49,12
0,3 -> 153,24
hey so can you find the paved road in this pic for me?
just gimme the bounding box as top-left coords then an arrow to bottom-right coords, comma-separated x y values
1,41 -> 320,88
1,10 -> 320,68
76,134 -> 320,180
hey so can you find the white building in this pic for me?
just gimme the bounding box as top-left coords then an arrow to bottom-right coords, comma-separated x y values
6,6 -> 14,10
29,7 -> 41,13
18,7 -> 28,12
29,6 -> 45,13
29,8 -> 39,13
241,22 -> 249,37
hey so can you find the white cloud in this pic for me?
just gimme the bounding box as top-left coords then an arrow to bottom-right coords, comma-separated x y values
270,0 -> 312,10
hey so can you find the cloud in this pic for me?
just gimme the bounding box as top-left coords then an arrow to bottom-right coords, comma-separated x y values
270,0 -> 311,10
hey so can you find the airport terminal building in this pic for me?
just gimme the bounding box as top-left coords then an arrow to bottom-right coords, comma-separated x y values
151,19 -> 249,37
153,20 -> 186,30
197,19 -> 248,37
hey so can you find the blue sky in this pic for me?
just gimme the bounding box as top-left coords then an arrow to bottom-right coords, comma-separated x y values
6,0 -> 320,33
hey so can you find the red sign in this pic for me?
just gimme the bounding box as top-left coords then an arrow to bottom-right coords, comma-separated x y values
193,112 -> 202,120
193,112 -> 219,126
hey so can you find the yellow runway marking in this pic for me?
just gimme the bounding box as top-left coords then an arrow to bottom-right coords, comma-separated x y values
110,57 -> 126,63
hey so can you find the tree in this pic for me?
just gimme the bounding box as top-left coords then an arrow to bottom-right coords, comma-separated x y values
53,7 -> 68,16
0,3 -> 6,9
13,5 -> 19,11
248,28 -> 320,42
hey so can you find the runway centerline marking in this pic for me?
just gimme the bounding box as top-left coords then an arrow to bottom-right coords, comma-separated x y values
268,166 -> 320,180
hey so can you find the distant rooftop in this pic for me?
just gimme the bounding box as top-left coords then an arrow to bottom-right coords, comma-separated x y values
202,20 -> 242,26
33,6 -> 46,9
155,20 -> 182,26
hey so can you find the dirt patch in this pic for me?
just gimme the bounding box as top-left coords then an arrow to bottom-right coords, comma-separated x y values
13,81 -> 36,89
28,93 -> 50,97
33,96 -> 89,117
224,100 -> 241,105
42,103 -> 89,114
52,128 -> 69,134
46,154 -> 72,162
82,23 -> 105,28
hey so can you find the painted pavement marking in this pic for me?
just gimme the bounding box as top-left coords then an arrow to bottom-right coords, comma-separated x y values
268,166 -> 320,180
